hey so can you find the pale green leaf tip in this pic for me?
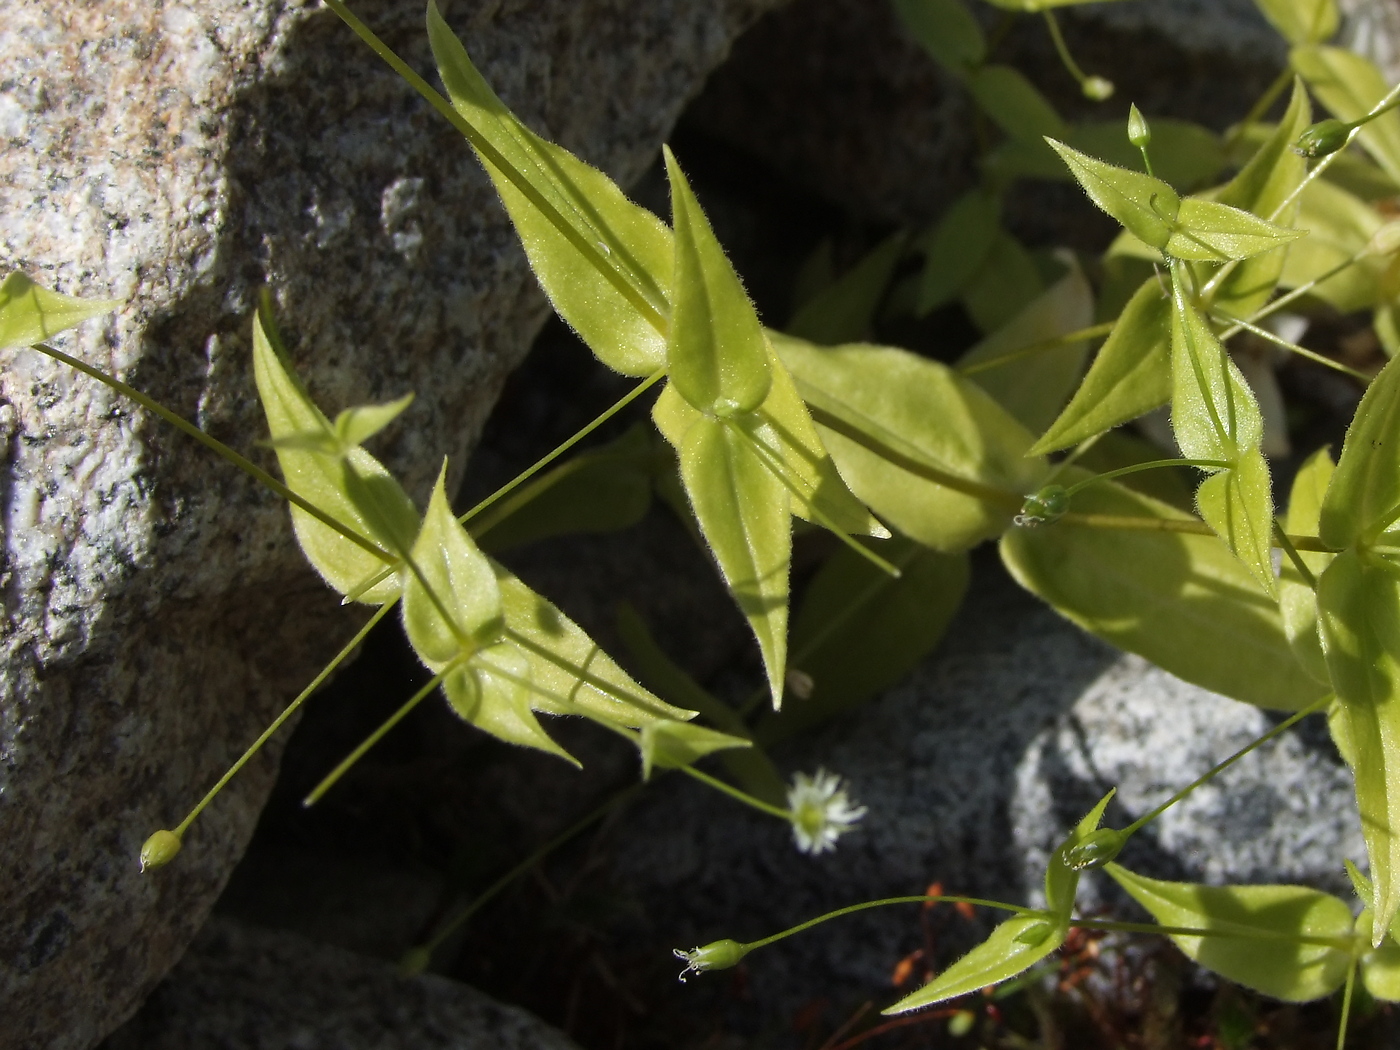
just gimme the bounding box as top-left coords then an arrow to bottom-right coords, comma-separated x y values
139,829 -> 183,872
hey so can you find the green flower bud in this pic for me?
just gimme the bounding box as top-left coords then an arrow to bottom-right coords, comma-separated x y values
1082,76 -> 1115,102
398,946 -> 433,978
1127,104 -> 1151,149
1065,827 -> 1127,871
139,829 -> 183,872
673,938 -> 750,981
1015,484 -> 1070,528
1294,119 -> 1351,159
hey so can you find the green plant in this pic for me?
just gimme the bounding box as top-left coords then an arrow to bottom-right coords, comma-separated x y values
10,0 -> 1400,1043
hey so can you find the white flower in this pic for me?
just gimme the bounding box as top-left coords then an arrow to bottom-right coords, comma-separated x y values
786,769 -> 867,854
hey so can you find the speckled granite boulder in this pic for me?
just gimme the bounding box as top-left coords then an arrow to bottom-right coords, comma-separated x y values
687,0 -> 1399,229
102,917 -> 582,1050
0,1 -> 783,1046
608,559 -> 1360,1029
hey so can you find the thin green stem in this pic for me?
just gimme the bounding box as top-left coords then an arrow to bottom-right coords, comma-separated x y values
1275,522 -> 1319,590
416,783 -> 643,956
1224,247 -> 1373,337
1042,11 -> 1092,92
502,626 -> 678,719
956,322 -> 1115,378
1120,693 -> 1332,838
30,342 -> 393,564
1212,310 -> 1371,383
681,764 -> 792,820
1062,459 -> 1229,499
1226,68 -> 1295,150
741,895 -> 1033,955
174,601 -> 396,837
1072,918 -> 1354,950
302,663 -> 458,806
1338,957 -> 1358,1050
319,0 -> 669,334
1056,510 -> 1336,552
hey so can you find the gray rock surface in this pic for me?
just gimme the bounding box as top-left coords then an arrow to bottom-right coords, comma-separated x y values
610,558 -> 1361,1027
102,917 -> 582,1050
686,0 -> 1396,231
0,1 -> 783,1046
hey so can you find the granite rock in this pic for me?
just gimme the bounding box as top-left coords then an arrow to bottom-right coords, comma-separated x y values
102,917 -> 582,1050
609,558 -> 1361,1030
0,1 -> 783,1046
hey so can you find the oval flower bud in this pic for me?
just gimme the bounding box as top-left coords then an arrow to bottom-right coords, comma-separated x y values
1127,103 -> 1151,149
673,938 -> 751,981
1294,119 -> 1351,159
1015,484 -> 1070,528
139,829 -> 183,872
1082,76 -> 1115,102
1065,827 -> 1127,871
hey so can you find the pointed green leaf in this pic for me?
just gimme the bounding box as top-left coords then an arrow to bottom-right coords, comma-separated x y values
960,229 -> 1044,334
1045,791 -> 1116,919
892,0 -> 986,75
776,337 -> 1048,552
1319,548 -> 1400,941
1292,44 -> 1400,185
427,2 -> 671,376
757,538 -> 970,742
958,267 -> 1094,434
1105,864 -> 1353,1001
1212,82 -> 1312,317
0,272 -> 120,350
1321,353 -> 1400,549
1033,277 -> 1171,454
1001,473 -> 1328,710
446,644 -> 574,763
787,232 -> 906,344
987,119 -> 1225,192
883,912 -> 1060,1014
1195,450 -> 1277,596
1165,197 -> 1306,263
970,66 -> 1067,145
333,393 -> 415,449
914,189 -> 1002,316
1048,138 -> 1181,250
252,310 -> 415,604
639,720 -> 752,780
665,147 -> 771,416
1255,0 -> 1339,44
1282,178 -> 1386,312
1279,448 -> 1335,683
665,409 -> 791,707
402,462 -> 502,665
616,603 -> 787,805
495,563 -> 693,728
475,424 -> 654,553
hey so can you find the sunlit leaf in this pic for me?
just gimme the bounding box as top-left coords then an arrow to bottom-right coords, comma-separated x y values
1320,353 -> 1400,549
663,407 -> 791,707
958,266 -> 1094,434
757,537 -> 970,741
638,719 -> 752,780
1048,138 -> 1180,250
332,393 -> 415,449
892,0 -> 986,75
787,232 -> 906,345
1194,449 -> 1277,597
1033,277 -> 1171,454
0,272 -> 120,350
914,189 -> 1002,316
665,147 -> 771,416
428,1 -> 672,376
445,644 -> 574,763
1001,473 -> 1328,710
475,424 -> 654,553
1255,0 -> 1339,44
1279,448 -> 1335,683
1165,197 -> 1305,263
402,462 -> 502,665
884,912 -> 1060,1013
252,308 -> 414,604
1105,864 -> 1353,1001
777,338 -> 1047,552
496,564 -> 693,728
960,229 -> 1044,334
1292,44 -> 1400,185
1318,547 -> 1400,941
971,65 -> 1067,145
1045,791 -> 1116,918
1359,909 -> 1400,1001
1212,82 -> 1312,317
